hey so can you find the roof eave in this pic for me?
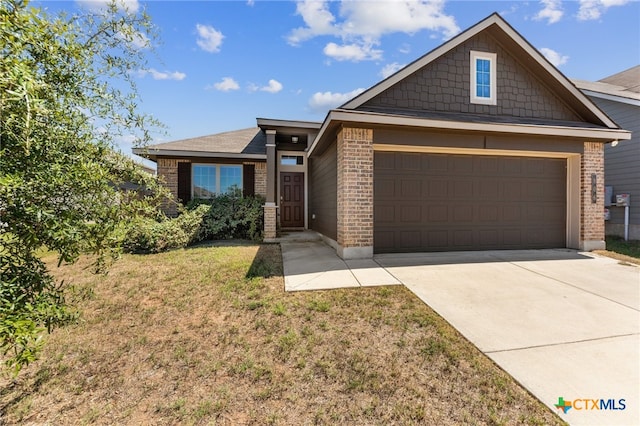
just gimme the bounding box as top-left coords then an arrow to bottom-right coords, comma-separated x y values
580,89 -> 640,107
307,109 -> 630,156
132,148 -> 267,162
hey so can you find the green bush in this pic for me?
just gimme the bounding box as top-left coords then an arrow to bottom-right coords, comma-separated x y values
198,190 -> 265,242
123,205 -> 209,253
123,192 -> 264,253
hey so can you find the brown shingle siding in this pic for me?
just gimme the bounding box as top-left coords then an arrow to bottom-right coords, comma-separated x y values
362,32 -> 582,122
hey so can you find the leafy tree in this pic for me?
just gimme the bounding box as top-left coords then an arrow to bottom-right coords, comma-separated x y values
0,0 -> 168,375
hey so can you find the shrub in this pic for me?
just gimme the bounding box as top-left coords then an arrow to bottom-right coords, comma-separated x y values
123,192 -> 264,253
123,205 -> 209,253
198,190 -> 265,242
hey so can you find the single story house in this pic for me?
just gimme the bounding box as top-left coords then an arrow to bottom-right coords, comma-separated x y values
573,66 -> 640,240
134,13 -> 630,259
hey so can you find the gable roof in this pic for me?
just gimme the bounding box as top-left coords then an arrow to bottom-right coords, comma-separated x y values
308,13 -> 630,156
600,65 -> 640,92
340,13 -> 616,129
573,65 -> 640,106
133,127 -> 266,161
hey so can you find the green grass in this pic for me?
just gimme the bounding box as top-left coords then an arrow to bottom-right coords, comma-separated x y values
606,236 -> 640,259
0,244 -> 565,425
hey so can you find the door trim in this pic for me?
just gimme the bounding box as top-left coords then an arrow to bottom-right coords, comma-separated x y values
277,150 -> 308,229
280,171 -> 305,229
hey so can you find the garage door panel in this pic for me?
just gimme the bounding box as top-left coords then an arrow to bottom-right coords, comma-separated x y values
479,180 -> 499,198
453,205 -> 473,222
502,158 -> 523,175
503,181 -> 524,200
428,205 -> 448,222
426,179 -> 447,198
478,205 -> 499,222
401,180 -> 422,197
376,152 -> 396,169
374,205 -> 395,223
374,178 -> 395,199
401,205 -> 421,223
401,153 -> 422,170
427,154 -> 448,172
374,152 -> 566,253
453,181 -> 473,198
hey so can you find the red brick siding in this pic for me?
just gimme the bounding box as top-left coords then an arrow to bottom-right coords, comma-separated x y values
581,142 -> 605,242
157,158 -> 191,217
337,127 -> 374,248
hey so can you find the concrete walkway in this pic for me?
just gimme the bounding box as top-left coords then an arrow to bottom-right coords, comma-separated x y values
277,234 -> 640,425
277,231 -> 400,291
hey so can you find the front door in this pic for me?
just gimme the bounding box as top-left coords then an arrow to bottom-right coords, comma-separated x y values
280,172 -> 304,228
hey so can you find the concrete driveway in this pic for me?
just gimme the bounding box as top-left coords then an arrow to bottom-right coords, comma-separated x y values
376,249 -> 640,426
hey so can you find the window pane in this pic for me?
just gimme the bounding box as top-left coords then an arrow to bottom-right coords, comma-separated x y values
475,58 -> 491,99
220,165 -> 242,193
281,155 -> 303,166
193,165 -> 216,198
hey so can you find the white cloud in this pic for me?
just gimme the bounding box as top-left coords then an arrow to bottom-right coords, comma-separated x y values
209,77 -> 240,92
136,68 -> 186,81
288,0 -> 338,45
380,62 -> 406,78
76,0 -> 139,12
323,42 -> 382,62
261,79 -> 283,93
196,24 -> 224,53
539,47 -> 569,67
577,0 -> 630,20
308,88 -> 365,113
399,43 -> 411,54
249,79 -> 284,94
534,0 -> 563,24
288,0 -> 459,62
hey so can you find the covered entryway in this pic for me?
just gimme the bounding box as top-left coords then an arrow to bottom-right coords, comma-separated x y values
280,172 -> 305,228
374,151 -> 567,253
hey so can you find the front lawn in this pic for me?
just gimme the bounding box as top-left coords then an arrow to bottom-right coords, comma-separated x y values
594,236 -> 640,265
0,243 -> 563,425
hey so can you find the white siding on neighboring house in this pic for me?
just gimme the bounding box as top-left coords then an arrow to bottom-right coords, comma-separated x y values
589,96 -> 640,239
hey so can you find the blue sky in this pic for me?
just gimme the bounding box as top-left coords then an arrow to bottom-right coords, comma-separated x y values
37,1 -> 640,167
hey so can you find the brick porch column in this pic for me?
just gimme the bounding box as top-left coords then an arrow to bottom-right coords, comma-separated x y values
336,127 -> 374,259
156,158 -> 189,217
580,141 -> 605,250
264,130 -> 277,240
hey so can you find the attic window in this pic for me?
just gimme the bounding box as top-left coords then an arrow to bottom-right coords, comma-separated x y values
470,51 -> 497,105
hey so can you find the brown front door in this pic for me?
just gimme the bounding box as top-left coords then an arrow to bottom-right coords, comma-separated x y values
280,172 -> 304,228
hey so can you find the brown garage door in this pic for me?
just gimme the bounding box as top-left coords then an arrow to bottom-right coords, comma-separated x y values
374,152 -> 566,253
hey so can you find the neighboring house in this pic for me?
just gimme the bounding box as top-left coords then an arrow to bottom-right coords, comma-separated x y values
573,66 -> 640,240
134,13 -> 630,259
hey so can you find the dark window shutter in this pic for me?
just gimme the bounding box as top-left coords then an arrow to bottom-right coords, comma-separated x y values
243,164 -> 255,197
177,162 -> 191,204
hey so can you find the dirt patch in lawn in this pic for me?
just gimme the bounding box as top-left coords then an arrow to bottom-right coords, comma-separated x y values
1,244 -> 564,425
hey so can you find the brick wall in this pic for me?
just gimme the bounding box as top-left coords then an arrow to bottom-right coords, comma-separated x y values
363,32 -> 581,122
337,127 -> 374,255
581,142 -> 605,245
264,205 -> 277,240
157,157 -> 191,217
251,161 -> 267,197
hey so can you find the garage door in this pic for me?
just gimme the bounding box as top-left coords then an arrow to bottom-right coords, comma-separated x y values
374,152 -> 566,253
